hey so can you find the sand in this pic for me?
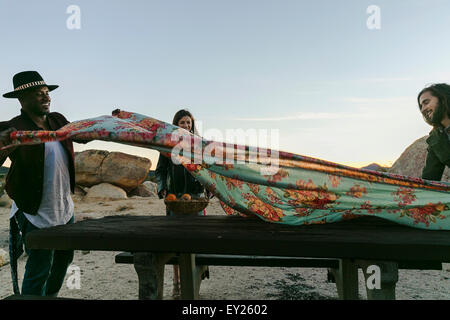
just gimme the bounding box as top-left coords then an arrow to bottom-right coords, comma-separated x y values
0,195 -> 449,300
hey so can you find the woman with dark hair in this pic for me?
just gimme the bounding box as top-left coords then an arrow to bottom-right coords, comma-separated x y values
155,109 -> 207,297
155,109 -> 205,201
417,83 -> 450,181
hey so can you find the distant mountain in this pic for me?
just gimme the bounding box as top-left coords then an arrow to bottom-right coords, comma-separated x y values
360,163 -> 389,172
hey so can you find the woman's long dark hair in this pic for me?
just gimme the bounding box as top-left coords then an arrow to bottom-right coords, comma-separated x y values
172,109 -> 197,134
417,83 -> 450,127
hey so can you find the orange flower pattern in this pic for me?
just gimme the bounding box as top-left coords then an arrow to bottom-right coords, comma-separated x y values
400,203 -> 448,227
242,193 -> 285,222
346,184 -> 367,198
328,175 -> 342,188
392,187 -> 417,207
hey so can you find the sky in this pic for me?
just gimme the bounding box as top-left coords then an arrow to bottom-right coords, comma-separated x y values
1,0 -> 450,169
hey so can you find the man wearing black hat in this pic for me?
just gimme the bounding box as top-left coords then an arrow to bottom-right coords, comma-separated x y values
0,71 -> 78,297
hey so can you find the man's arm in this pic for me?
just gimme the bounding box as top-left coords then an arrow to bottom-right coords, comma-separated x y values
0,121 -> 16,166
57,113 -> 90,145
422,148 -> 445,181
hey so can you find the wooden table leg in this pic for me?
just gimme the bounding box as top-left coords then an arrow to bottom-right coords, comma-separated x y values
178,254 -> 208,300
179,254 -> 196,300
357,260 -> 398,300
330,259 -> 359,300
133,252 -> 175,300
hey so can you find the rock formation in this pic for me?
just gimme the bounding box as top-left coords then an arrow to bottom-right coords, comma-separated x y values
99,152 -> 152,191
85,183 -> 128,200
74,150 -> 109,186
0,192 -> 12,208
75,150 -> 152,191
388,136 -> 450,182
128,181 -> 158,198
0,248 -> 8,267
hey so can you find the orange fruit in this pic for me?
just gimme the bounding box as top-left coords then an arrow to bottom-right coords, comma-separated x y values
165,194 -> 177,201
181,193 -> 191,201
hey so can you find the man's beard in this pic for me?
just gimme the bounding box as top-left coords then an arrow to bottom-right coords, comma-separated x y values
31,105 -> 50,117
423,102 -> 445,127
430,103 -> 446,126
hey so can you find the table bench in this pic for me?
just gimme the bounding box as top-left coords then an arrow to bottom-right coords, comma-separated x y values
114,251 -> 443,299
115,251 -> 443,270
25,215 -> 450,300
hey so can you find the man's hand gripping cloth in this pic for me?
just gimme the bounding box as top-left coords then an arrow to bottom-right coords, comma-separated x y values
2,109 -> 449,230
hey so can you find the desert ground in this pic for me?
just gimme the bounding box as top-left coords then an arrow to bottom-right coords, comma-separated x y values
0,195 -> 449,300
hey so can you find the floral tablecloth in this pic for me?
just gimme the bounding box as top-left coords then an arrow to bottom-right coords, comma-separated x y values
3,110 -> 449,230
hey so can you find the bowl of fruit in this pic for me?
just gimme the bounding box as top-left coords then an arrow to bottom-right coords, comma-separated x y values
164,193 -> 209,215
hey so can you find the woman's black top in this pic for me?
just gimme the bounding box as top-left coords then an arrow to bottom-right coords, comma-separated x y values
155,153 -> 204,198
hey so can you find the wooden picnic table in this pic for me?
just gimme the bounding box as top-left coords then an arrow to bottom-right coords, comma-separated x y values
26,215 -> 450,300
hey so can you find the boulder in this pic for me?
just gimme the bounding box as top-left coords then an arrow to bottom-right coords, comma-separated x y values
100,152 -> 152,191
74,185 -> 87,196
0,192 -> 12,208
75,150 -> 109,186
143,181 -> 158,195
85,183 -> 128,200
75,150 -> 152,191
128,182 -> 158,198
388,136 -> 450,182
0,248 -> 9,267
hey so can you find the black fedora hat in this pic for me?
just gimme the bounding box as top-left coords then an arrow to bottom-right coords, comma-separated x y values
3,71 -> 58,98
